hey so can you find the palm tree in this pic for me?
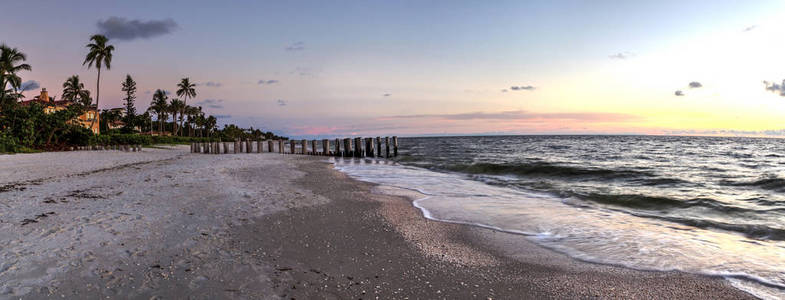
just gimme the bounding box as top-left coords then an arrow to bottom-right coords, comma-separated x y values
62,75 -> 91,106
150,89 -> 169,134
175,78 -> 196,134
0,44 -> 31,108
205,115 -> 217,137
184,105 -> 200,136
168,98 -> 185,136
195,111 -> 206,137
83,34 -> 114,129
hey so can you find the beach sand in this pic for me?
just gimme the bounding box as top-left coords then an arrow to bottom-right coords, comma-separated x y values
0,146 -> 753,299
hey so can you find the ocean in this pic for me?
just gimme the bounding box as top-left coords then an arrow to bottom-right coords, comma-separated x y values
331,135 -> 785,299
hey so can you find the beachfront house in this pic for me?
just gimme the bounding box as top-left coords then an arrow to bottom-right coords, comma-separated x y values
19,88 -> 100,134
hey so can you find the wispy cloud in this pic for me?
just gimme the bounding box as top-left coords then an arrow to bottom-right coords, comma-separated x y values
743,25 -> 757,32
277,99 -> 287,106
383,93 -> 391,97
257,79 -> 279,85
195,99 -> 224,109
674,90 -> 684,96
20,80 -> 39,92
688,81 -> 702,88
764,80 -> 785,96
285,41 -> 305,51
510,85 -> 535,91
213,114 -> 232,119
609,52 -> 634,59
96,17 -> 177,41
386,110 -> 639,122
201,81 -> 222,88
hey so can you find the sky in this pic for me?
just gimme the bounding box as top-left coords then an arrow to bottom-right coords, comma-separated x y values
2,0 -> 785,138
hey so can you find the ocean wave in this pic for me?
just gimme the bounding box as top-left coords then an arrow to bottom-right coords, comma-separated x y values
570,192 -> 785,215
722,176 -> 785,191
645,215 -> 785,241
444,162 -> 653,179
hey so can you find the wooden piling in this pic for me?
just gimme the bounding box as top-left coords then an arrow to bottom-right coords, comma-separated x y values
288,140 -> 294,154
311,140 -> 317,155
268,140 -> 273,152
257,140 -> 262,153
322,139 -> 329,156
365,138 -> 373,157
278,140 -> 284,154
299,139 -> 305,155
343,138 -> 351,157
334,139 -> 340,157
354,137 -> 363,158
393,136 -> 398,157
385,137 -> 390,158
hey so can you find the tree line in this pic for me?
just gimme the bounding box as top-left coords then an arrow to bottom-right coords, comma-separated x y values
0,36 -> 286,152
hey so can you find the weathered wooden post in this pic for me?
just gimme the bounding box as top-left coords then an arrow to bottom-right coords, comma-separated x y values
257,140 -> 263,153
343,138 -> 351,157
214,142 -> 220,154
311,140 -> 317,155
233,140 -> 239,154
322,139 -> 329,156
354,137 -> 362,158
365,138 -> 373,157
278,140 -> 284,154
375,137 -> 382,157
268,140 -> 274,152
333,139 -> 340,157
288,140 -> 294,154
299,139 -> 306,154
385,137 -> 390,158
393,136 -> 398,157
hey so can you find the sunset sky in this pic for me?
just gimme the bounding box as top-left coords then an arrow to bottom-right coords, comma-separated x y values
2,0 -> 785,138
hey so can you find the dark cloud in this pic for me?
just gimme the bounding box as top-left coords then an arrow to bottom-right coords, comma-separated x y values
195,99 -> 224,109
201,81 -> 222,88
383,93 -> 391,97
510,85 -> 535,91
257,80 -> 279,85
674,90 -> 684,96
743,25 -> 757,32
387,110 -> 639,122
688,81 -> 702,88
277,99 -> 287,106
764,80 -> 785,96
20,80 -> 39,92
285,41 -> 305,51
96,17 -> 177,41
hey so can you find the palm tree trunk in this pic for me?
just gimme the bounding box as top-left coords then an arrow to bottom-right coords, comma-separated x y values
179,96 -> 186,136
89,68 -> 101,132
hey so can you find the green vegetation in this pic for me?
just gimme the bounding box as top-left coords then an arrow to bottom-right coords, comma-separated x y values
0,41 -> 287,153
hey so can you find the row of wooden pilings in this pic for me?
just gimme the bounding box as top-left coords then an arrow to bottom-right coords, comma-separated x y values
190,136 -> 399,158
68,145 -> 142,152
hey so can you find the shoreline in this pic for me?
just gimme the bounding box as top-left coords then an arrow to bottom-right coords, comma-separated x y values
0,147 -> 755,298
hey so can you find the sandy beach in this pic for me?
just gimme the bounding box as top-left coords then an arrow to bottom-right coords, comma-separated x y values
0,146 -> 754,299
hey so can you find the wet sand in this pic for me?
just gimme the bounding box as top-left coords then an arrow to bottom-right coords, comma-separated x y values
0,146 -> 754,299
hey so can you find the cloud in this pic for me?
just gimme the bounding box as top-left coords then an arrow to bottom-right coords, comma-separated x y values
277,99 -> 287,106
674,90 -> 684,96
285,41 -> 305,51
387,110 -> 639,122
764,80 -> 785,96
293,67 -> 317,77
144,90 -> 152,95
688,81 -> 702,88
510,85 -> 535,91
257,80 -> 279,85
383,93 -> 391,97
213,114 -> 232,119
609,52 -> 634,59
20,80 -> 39,92
743,25 -> 757,32
501,89 -> 508,93
194,99 -> 224,109
96,17 -> 177,41
201,81 -> 222,88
